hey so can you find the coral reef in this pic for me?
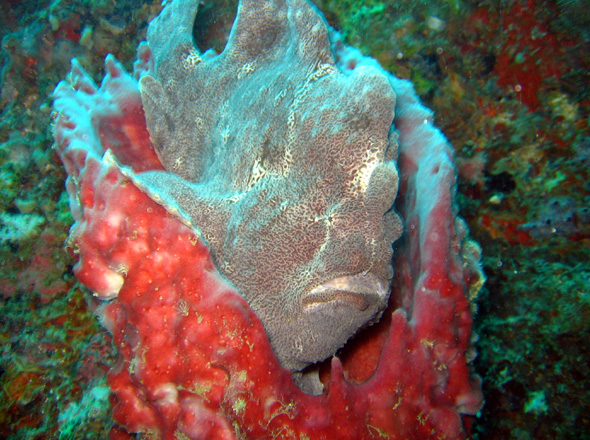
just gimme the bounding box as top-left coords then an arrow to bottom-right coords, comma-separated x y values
1,0 -> 589,439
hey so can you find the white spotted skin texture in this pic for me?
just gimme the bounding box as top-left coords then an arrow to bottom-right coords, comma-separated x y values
134,0 -> 402,371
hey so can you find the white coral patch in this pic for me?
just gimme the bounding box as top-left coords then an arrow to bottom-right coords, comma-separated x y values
0,212 -> 45,242
95,270 -> 124,299
154,382 -> 179,406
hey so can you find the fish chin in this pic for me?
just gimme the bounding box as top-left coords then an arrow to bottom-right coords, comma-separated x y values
277,272 -> 390,372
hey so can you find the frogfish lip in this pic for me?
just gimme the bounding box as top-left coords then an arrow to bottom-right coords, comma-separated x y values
302,273 -> 388,312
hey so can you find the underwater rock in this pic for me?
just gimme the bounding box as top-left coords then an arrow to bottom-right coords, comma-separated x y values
519,196 -> 590,238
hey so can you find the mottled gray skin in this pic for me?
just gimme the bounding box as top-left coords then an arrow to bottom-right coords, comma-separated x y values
135,0 -> 402,372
